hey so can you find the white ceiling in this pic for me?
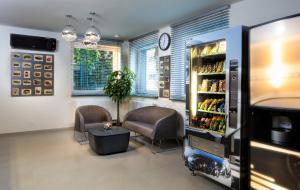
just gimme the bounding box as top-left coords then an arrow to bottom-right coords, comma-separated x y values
0,0 -> 239,40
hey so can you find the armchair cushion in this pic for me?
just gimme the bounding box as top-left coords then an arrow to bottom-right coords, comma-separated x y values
123,121 -> 154,139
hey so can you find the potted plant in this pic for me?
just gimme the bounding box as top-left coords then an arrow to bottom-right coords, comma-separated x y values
104,66 -> 136,126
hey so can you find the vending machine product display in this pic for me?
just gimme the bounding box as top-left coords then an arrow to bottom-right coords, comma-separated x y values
184,26 -> 249,190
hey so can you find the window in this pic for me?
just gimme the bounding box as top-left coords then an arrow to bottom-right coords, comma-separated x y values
170,6 -> 229,100
129,32 -> 159,97
72,43 -> 120,96
144,47 -> 158,93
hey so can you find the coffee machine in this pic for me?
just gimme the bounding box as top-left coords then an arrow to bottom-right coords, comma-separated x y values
249,15 -> 300,190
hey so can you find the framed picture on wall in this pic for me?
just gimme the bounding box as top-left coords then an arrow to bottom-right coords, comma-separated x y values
11,52 -> 54,97
159,56 -> 170,98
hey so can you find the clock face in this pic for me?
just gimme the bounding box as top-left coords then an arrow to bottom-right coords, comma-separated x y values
159,33 -> 171,51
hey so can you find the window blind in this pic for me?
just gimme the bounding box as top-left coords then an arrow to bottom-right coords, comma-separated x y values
72,40 -> 121,96
129,31 -> 159,97
170,6 -> 230,100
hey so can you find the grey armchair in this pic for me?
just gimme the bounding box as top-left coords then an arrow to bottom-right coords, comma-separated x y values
75,105 -> 112,134
122,106 -> 178,151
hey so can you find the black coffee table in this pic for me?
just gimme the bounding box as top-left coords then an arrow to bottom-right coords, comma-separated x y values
88,126 -> 130,155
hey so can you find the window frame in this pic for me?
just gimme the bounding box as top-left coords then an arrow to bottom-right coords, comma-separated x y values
71,42 -> 121,96
132,44 -> 159,98
144,46 -> 159,95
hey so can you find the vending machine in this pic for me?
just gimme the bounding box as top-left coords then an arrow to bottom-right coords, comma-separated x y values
249,15 -> 300,190
184,26 -> 249,190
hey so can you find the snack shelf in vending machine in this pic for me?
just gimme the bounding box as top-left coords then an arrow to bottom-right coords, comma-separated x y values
184,26 -> 249,190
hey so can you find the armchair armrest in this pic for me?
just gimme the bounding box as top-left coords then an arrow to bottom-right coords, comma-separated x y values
123,111 -> 132,123
75,110 -> 85,132
152,112 -> 178,140
102,108 -> 113,122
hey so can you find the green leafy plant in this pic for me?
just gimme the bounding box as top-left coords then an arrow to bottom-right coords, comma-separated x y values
104,66 -> 136,125
73,48 -> 113,90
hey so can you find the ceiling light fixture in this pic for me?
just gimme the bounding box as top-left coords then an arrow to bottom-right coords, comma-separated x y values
84,12 -> 101,43
82,38 -> 97,49
61,15 -> 77,42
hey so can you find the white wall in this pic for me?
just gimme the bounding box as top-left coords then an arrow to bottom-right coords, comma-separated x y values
0,25 -> 124,134
230,0 -> 300,27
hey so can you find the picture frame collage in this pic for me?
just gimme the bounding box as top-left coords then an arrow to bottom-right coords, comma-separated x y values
159,56 -> 170,98
11,52 -> 54,96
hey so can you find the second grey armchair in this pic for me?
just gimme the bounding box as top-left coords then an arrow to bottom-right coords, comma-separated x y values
122,106 -> 179,152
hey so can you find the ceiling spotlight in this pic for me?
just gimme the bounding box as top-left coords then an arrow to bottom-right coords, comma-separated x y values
62,15 -> 77,42
84,12 -> 101,43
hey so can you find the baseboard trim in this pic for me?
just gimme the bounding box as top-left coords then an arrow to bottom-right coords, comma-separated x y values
0,126 -> 73,136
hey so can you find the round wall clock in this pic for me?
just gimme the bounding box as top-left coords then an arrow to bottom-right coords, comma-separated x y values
159,33 -> 171,51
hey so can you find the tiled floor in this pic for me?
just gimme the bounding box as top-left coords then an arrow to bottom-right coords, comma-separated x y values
0,129 -> 224,190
